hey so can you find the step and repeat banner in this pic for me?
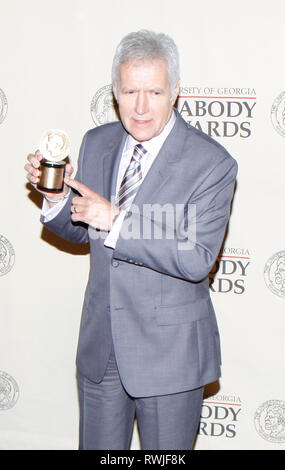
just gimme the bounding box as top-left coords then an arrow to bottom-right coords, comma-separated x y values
1,0 -> 284,450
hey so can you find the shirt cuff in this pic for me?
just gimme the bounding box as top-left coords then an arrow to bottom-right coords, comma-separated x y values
41,196 -> 69,223
104,210 -> 126,249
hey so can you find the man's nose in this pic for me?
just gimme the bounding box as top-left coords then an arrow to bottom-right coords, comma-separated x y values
135,92 -> 149,115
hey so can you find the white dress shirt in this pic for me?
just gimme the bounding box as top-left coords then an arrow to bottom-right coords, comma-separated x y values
41,111 -> 176,248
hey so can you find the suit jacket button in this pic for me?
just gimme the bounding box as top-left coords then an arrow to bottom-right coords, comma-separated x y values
112,259 -> 120,267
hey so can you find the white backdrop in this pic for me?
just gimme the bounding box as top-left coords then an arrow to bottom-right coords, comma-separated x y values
1,0 -> 285,450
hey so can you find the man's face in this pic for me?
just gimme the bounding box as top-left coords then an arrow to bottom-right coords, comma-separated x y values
117,58 -> 179,142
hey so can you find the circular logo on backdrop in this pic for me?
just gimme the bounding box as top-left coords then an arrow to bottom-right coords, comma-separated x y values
271,91 -> 285,137
0,234 -> 15,276
0,88 -> 8,125
0,371 -> 19,410
90,84 -> 119,126
254,400 -> 285,443
264,251 -> 285,298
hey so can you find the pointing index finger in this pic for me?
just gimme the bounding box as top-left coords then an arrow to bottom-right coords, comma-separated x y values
65,177 -> 93,197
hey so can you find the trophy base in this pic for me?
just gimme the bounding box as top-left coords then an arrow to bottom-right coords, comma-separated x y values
37,185 -> 64,193
37,160 -> 66,193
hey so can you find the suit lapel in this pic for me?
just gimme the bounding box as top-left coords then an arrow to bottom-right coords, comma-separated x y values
133,114 -> 188,207
100,113 -> 189,206
102,126 -> 127,201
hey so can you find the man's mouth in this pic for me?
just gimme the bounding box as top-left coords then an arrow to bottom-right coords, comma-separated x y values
133,118 -> 152,126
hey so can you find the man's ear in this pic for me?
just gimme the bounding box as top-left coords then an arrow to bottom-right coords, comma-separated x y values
172,78 -> 181,104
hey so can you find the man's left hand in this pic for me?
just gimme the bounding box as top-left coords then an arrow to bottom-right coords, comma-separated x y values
65,177 -> 119,231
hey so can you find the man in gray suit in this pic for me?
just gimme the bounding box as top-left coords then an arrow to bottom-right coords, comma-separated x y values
25,30 -> 237,450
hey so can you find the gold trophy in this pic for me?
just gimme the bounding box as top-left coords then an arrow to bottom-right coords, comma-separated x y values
37,129 -> 70,193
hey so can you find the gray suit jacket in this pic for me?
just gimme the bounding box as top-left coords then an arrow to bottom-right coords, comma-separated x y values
44,111 -> 237,397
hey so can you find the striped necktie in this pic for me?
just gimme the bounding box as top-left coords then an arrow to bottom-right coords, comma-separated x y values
117,144 -> 147,210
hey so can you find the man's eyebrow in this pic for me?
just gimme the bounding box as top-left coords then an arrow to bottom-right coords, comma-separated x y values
150,88 -> 164,93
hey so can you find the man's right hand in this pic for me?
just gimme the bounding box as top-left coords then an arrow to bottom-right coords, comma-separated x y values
24,150 -> 74,205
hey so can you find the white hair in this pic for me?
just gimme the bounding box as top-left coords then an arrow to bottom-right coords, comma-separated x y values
111,29 -> 180,100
